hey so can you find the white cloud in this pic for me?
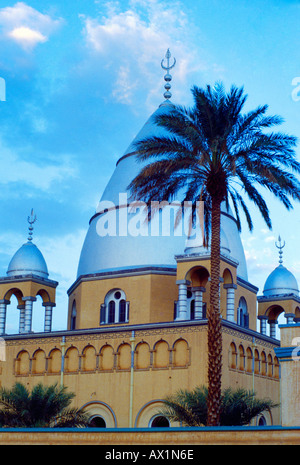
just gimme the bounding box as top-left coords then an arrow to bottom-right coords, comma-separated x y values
0,138 -> 77,192
81,0 -> 204,106
8,25 -> 47,47
0,2 -> 62,49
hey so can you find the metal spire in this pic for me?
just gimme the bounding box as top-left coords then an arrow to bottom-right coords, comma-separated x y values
27,209 -> 37,242
161,48 -> 176,101
275,235 -> 285,265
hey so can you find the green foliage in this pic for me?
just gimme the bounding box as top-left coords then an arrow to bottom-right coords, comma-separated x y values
160,386 -> 278,426
128,82 -> 300,239
0,383 -> 89,428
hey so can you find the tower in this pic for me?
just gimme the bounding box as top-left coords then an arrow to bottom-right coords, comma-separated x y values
0,210 -> 58,334
258,237 -> 300,337
68,50 -> 250,331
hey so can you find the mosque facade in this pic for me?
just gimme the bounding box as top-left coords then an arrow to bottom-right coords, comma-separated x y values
0,52 -> 299,428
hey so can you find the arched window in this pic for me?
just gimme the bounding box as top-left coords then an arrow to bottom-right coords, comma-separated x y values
108,301 -> 115,324
119,299 -> 126,323
88,415 -> 106,428
149,415 -> 170,428
100,289 -> 129,325
70,301 -> 76,330
238,297 -> 249,328
258,415 -> 267,426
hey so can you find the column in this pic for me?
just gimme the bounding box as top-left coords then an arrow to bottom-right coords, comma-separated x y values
224,284 -> 237,322
285,313 -> 295,324
192,286 -> 205,319
0,300 -> 9,336
17,304 -> 25,333
22,296 -> 36,333
269,320 -> 278,339
43,302 -> 56,332
258,316 -> 268,335
176,280 -> 190,321
126,301 -> 130,323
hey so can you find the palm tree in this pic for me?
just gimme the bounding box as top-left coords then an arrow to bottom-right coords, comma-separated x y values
160,385 -> 278,426
128,83 -> 300,425
0,383 -> 89,427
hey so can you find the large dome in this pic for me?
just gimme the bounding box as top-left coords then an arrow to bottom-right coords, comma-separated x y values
7,241 -> 49,279
77,100 -> 248,280
263,265 -> 299,297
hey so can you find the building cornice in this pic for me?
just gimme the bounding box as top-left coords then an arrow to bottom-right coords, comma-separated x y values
68,266 -> 177,295
1,318 -> 280,347
0,274 -> 58,288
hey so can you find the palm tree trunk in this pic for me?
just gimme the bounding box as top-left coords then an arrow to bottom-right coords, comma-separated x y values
207,197 -> 222,426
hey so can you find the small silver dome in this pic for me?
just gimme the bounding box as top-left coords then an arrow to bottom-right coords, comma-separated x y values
263,265 -> 299,297
7,241 -> 49,279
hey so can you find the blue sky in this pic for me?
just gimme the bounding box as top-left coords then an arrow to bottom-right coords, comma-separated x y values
0,0 -> 300,332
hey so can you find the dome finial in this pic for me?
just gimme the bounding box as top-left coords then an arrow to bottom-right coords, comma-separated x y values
275,235 -> 285,265
161,48 -> 176,100
27,209 -> 37,242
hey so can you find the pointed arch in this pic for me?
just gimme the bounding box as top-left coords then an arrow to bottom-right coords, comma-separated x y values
32,348 -> 46,374
65,346 -> 79,372
82,344 -> 97,371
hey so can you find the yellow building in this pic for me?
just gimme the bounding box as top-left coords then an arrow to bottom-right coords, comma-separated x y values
0,55 -> 299,429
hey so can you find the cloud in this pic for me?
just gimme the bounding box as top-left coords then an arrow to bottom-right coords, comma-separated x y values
8,25 -> 47,47
0,2 -> 63,50
81,0 -> 204,106
0,137 -> 77,193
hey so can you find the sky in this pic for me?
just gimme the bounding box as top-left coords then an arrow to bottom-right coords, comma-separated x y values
0,0 -> 300,333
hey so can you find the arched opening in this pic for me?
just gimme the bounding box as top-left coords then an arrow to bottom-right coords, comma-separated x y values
186,266 -> 210,287
5,294 -> 20,335
266,305 -> 284,338
4,288 -> 23,335
88,415 -> 106,428
149,415 -> 170,428
81,401 -> 117,428
70,300 -> 77,330
32,294 -> 44,333
238,297 -> 249,328
223,268 -> 233,285
258,415 -> 267,426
